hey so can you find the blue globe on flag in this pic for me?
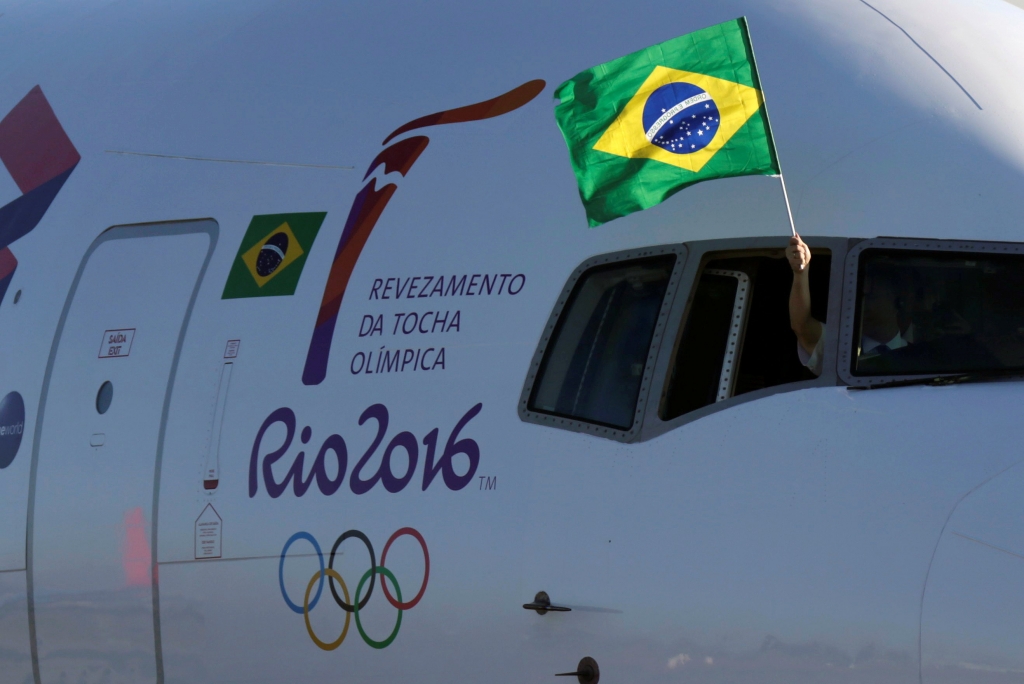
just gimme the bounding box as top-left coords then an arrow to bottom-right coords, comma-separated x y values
642,82 -> 721,154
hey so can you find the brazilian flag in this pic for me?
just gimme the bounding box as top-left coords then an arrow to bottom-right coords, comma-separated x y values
222,212 -> 326,299
555,18 -> 780,226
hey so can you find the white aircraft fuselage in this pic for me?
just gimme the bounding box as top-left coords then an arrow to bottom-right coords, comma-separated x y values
0,0 -> 1022,682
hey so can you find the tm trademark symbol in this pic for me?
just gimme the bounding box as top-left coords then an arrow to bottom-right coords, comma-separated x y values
478,475 -> 496,491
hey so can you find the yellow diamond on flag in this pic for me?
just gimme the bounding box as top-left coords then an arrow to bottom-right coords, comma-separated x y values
240,221 -> 305,288
593,66 -> 765,173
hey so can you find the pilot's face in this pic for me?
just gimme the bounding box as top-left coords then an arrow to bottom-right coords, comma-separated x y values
861,278 -> 900,342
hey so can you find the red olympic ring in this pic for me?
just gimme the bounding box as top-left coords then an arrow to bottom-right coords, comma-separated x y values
380,527 -> 430,610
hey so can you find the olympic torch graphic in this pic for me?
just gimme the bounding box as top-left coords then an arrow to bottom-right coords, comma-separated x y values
301,79 -> 546,385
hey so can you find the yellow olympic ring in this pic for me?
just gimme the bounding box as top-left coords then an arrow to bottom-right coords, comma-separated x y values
304,568 -> 351,651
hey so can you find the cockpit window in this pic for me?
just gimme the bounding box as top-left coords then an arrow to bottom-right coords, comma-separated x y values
852,249 -> 1024,375
660,269 -> 747,420
528,255 -> 676,430
660,249 -> 832,421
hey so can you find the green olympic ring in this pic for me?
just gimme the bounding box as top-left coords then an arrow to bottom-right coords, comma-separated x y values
354,566 -> 402,649
282,528 -> 426,650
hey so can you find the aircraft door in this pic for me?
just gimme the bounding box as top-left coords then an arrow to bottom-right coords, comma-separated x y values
28,221 -> 215,683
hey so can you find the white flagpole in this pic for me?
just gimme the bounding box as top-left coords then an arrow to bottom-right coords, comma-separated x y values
745,19 -> 797,239
778,173 -> 797,237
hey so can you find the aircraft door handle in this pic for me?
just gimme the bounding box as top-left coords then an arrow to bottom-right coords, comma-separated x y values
523,591 -> 571,615
556,657 -> 599,684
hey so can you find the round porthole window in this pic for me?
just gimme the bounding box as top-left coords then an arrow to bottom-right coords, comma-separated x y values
96,381 -> 113,414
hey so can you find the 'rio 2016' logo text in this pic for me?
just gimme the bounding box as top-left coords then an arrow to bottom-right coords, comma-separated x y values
249,403 -> 482,498
279,527 -> 428,650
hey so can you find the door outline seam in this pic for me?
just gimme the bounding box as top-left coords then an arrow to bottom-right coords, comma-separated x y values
24,218 -> 218,684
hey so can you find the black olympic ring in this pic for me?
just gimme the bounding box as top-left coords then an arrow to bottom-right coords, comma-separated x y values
279,527 -> 430,651
329,529 -> 376,612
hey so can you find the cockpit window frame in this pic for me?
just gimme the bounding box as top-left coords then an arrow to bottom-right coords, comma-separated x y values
518,244 -> 687,443
837,237 -> 1024,387
519,236 -> 852,444
640,236 -> 849,441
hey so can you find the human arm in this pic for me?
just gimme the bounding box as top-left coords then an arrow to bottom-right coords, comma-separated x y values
786,235 -> 823,356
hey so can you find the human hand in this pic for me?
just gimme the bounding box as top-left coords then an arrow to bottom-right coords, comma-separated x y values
786,235 -> 810,273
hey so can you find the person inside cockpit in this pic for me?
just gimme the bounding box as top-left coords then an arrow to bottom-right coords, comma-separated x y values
786,234 -> 909,375
786,235 -> 993,376
786,234 -> 826,375
850,263 -> 911,372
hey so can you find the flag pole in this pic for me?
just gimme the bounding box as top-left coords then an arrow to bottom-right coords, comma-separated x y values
778,174 -> 797,237
743,17 -> 797,239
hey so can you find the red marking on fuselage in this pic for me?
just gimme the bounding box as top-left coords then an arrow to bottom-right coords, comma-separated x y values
121,507 -> 152,588
381,79 -> 546,144
363,136 -> 430,180
0,86 -> 80,194
0,247 -> 15,279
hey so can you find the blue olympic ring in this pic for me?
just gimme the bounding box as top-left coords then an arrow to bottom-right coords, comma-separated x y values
279,527 -> 429,650
279,531 -> 324,614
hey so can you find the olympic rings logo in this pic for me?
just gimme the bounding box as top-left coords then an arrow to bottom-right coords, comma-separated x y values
279,527 -> 429,650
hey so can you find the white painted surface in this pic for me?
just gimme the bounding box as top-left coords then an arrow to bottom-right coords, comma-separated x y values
0,1 -> 1020,682
31,231 -> 208,683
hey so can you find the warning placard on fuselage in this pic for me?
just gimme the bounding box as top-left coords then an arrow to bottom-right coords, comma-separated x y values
195,504 -> 222,559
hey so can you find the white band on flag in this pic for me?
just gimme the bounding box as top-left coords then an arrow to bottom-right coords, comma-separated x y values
644,92 -> 712,141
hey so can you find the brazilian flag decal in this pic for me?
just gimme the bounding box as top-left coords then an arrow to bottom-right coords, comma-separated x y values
555,18 -> 780,226
222,212 -> 326,299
